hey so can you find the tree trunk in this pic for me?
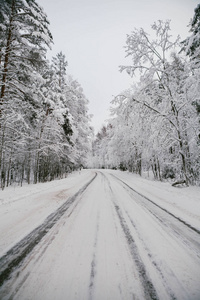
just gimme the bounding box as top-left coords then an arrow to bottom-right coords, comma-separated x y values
0,123 -> 6,173
20,159 -> 25,187
0,0 -> 15,116
169,96 -> 189,185
157,157 -> 162,181
34,152 -> 39,184
176,127 -> 189,185
27,151 -> 31,184
6,149 -> 13,187
1,169 -> 6,190
138,154 -> 142,176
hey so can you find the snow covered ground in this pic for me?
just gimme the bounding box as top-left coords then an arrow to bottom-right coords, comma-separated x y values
0,169 -> 200,300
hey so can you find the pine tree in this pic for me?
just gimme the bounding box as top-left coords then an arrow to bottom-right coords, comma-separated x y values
0,0 -> 52,187
65,76 -> 93,168
0,0 -> 52,109
181,4 -> 200,62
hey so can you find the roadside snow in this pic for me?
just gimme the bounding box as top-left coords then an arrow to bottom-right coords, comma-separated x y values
0,170 -> 200,300
0,169 -> 199,256
0,170 -> 199,258
0,170 -> 95,256
104,170 -> 200,231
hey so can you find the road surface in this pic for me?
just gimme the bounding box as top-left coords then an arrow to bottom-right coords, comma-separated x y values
0,170 -> 200,300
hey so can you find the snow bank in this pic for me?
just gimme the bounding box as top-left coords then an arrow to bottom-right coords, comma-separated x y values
105,169 -> 200,231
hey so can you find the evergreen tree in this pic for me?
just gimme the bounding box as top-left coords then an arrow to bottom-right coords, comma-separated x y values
182,4 -> 200,62
0,0 -> 53,187
0,1 -> 93,188
0,0 -> 52,108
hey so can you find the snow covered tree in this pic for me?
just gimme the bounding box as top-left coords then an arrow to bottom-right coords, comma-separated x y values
31,55 -> 92,183
65,76 -> 93,168
181,4 -> 200,63
119,20 -> 198,184
181,4 -> 200,121
31,53 -> 73,184
0,0 -> 52,112
92,20 -> 199,185
92,125 -> 110,169
0,0 -> 53,187
0,1 -> 92,188
52,51 -> 68,90
50,52 -> 73,141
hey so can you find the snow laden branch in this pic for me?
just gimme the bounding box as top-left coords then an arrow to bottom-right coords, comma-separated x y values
120,20 -> 180,79
119,20 -> 198,185
0,2 -> 93,189
93,19 -> 200,186
115,94 -> 178,131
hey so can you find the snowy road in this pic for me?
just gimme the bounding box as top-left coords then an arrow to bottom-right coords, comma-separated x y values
0,170 -> 200,300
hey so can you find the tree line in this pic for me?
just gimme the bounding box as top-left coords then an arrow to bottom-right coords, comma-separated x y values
92,7 -> 200,186
0,0 -> 92,189
1,1 -> 199,188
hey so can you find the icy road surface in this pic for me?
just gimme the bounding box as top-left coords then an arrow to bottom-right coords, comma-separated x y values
0,170 -> 200,300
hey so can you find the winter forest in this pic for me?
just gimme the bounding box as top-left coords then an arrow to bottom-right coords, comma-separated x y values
0,0 -> 200,189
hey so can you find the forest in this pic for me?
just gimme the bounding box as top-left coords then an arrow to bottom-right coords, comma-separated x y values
0,0 -> 200,189
92,11 -> 200,186
0,0 -> 93,189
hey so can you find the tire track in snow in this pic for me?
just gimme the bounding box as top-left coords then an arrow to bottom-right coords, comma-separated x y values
0,173 -> 97,287
113,203 -> 159,300
111,174 -> 200,235
123,208 -> 178,300
106,172 -> 200,299
101,172 -> 159,300
111,173 -> 200,260
89,213 -> 100,300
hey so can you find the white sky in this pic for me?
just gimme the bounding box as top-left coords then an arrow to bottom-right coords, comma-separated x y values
39,0 -> 198,133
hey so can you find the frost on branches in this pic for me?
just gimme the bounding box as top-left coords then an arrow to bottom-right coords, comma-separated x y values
92,19 -> 200,185
0,1 -> 92,189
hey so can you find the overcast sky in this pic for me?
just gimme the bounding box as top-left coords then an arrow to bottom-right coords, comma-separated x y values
39,0 -> 198,133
